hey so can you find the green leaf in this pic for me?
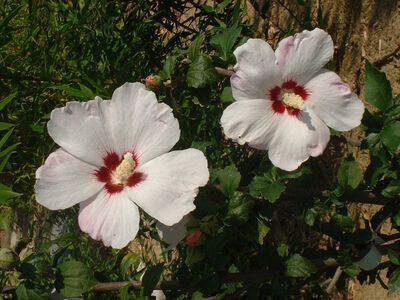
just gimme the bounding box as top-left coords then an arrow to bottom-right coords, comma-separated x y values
381,180 -> 400,198
216,164 -> 241,198
257,218 -> 270,245
389,249 -> 400,265
0,128 -> 14,149
0,142 -> 20,159
210,25 -> 241,61
191,291 -> 204,300
161,55 -> 177,80
185,247 -> 205,266
0,122 -> 15,131
0,183 -> 21,202
188,34 -> 205,61
59,259 -> 96,297
263,182 -> 285,203
221,86 -> 234,103
249,176 -> 285,203
119,284 -> 132,300
393,210 -> 400,227
51,84 -> 94,100
331,213 -> 355,232
0,92 -> 17,112
342,263 -> 361,278
365,60 -> 393,111
337,160 -> 363,190
191,141 -> 212,153
380,122 -> 400,153
16,283 -> 49,300
305,208 -> 318,226
141,263 -> 163,295
226,192 -> 253,224
277,242 -> 289,258
388,269 -> 400,295
286,254 -> 316,278
120,252 -> 141,276
187,54 -> 218,88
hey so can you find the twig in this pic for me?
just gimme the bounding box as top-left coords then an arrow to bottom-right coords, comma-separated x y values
374,44 -> 400,68
326,266 -> 342,294
376,273 -> 389,290
273,0 -> 305,26
2,258 -> 338,294
214,67 -> 234,76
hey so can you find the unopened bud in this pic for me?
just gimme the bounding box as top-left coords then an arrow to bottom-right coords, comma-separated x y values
185,230 -> 202,247
145,75 -> 162,89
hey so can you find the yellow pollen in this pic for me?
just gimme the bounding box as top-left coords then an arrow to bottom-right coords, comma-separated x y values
282,92 -> 305,110
112,153 -> 136,185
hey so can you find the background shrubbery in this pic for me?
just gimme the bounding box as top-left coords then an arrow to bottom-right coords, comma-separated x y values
0,1 -> 399,299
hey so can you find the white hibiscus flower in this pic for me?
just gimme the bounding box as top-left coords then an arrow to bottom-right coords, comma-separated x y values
35,83 -> 209,249
221,28 -> 364,171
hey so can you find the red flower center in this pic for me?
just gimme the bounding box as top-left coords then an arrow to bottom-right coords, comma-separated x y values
94,151 -> 145,195
268,80 -> 309,116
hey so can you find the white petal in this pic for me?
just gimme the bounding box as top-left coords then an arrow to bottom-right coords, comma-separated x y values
102,83 -> 180,165
305,70 -> 365,131
35,149 -> 103,210
151,290 -> 166,300
78,190 -> 140,249
268,110 -> 330,171
220,99 -> 281,150
127,149 -> 209,226
156,215 -> 190,248
48,98 -> 113,166
275,28 -> 334,85
231,39 -> 281,101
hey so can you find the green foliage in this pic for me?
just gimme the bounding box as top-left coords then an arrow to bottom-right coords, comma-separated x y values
0,1 -> 399,298
210,24 -> 241,61
0,183 -> 21,202
58,259 -> 96,297
365,60 -> 393,111
249,168 -> 286,203
216,164 -> 241,198
337,159 -> 363,190
388,269 -> 400,295
286,254 -> 317,278
16,284 -> 49,300
220,87 -> 234,103
380,122 -> 400,154
187,54 -> 219,88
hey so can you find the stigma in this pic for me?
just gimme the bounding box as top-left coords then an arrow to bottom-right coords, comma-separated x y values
111,153 -> 136,185
282,92 -> 305,110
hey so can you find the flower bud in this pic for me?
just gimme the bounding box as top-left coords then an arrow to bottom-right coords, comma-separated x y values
185,229 -> 202,247
145,75 -> 162,89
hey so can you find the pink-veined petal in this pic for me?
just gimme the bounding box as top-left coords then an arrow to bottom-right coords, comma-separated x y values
78,189 -> 140,249
305,70 -> 364,131
127,149 -> 209,226
231,39 -> 281,101
35,149 -> 103,210
275,28 -> 334,85
102,83 -> 180,165
220,99 -> 281,150
268,110 -> 330,171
